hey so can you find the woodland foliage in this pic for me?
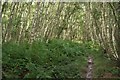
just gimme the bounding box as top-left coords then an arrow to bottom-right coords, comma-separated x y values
2,2 -> 120,78
3,39 -> 117,78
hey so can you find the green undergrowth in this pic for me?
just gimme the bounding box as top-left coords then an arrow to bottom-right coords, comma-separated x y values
2,39 -> 116,78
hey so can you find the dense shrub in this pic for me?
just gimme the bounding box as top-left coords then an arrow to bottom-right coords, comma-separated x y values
2,39 -> 112,78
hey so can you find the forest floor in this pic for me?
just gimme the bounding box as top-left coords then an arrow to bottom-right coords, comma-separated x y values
2,39 -> 120,79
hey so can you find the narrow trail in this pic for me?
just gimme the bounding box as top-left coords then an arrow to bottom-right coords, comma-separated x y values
85,56 -> 120,79
86,56 -> 94,80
